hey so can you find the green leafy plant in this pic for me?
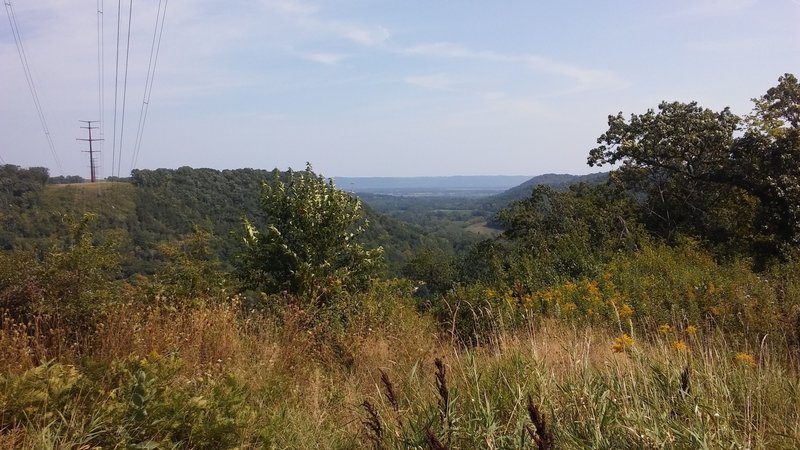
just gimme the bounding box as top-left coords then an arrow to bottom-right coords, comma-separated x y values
0,213 -> 121,336
236,164 -> 384,302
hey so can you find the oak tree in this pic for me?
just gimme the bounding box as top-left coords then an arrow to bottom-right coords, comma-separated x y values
589,74 -> 800,257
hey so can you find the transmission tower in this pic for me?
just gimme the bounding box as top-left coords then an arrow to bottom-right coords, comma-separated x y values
77,120 -> 103,182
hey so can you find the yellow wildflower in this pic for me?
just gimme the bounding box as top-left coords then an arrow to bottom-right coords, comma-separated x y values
671,340 -> 688,352
619,303 -> 634,319
686,325 -> 698,335
522,294 -> 534,306
563,302 -> 577,313
734,352 -> 756,368
585,280 -> 601,299
658,324 -> 672,335
612,334 -> 635,353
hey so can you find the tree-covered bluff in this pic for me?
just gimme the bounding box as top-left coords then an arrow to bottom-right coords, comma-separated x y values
0,165 -> 445,275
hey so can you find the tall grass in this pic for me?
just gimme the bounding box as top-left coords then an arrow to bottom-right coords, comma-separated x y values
1,283 -> 799,448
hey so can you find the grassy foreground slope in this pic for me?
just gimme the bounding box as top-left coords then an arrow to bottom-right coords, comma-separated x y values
2,285 -> 799,449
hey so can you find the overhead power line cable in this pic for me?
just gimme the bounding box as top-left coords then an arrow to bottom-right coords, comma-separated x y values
96,0 -> 105,177
132,0 -> 168,170
111,0 -> 122,178
116,0 -> 133,178
4,1 -> 62,173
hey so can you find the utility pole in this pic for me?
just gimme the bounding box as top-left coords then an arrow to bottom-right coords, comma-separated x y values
77,120 -> 102,182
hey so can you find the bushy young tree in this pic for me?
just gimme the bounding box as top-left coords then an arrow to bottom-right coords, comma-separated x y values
469,183 -> 641,288
0,213 -> 121,334
402,247 -> 455,296
149,227 -> 231,306
236,164 -> 383,300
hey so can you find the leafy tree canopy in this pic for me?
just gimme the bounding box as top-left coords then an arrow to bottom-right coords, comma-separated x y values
236,164 -> 384,300
589,73 -> 800,258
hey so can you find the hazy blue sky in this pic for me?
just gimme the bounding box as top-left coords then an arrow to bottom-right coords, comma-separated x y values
1,0 -> 798,177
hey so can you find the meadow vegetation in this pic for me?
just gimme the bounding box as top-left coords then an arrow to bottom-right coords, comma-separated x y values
1,74 -> 799,448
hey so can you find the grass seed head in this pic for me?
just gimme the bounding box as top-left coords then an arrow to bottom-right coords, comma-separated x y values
526,394 -> 554,450
361,400 -> 383,448
379,368 -> 398,412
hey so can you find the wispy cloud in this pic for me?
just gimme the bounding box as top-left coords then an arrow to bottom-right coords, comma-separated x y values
480,92 -> 550,118
259,0 -> 319,16
302,52 -> 348,65
404,42 -> 621,92
330,23 -> 390,46
404,73 -> 454,90
669,0 -> 757,17
685,37 -> 765,52
258,0 -> 390,47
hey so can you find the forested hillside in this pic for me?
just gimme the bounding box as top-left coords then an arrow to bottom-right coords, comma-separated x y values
0,166 -> 444,275
488,171 -> 609,206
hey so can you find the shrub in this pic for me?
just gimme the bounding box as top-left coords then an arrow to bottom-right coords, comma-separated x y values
236,164 -> 384,303
0,214 -> 121,336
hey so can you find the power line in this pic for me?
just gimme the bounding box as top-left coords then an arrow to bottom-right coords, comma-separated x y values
132,0 -> 168,170
96,0 -> 105,178
111,0 -> 122,179
116,0 -> 133,178
4,1 -> 62,173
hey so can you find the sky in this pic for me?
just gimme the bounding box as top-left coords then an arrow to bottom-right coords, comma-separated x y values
1,0 -> 799,178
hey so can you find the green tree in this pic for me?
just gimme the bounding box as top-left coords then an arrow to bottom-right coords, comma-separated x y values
236,164 -> 383,300
475,183 -> 641,288
0,214 -> 121,334
402,247 -> 455,296
733,73 -> 800,250
589,73 -> 800,258
148,227 -> 231,306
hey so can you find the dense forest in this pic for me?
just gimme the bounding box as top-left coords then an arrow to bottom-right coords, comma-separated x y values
1,74 -> 799,448
0,165 -> 453,276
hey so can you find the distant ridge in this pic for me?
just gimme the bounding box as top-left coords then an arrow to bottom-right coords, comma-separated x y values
490,172 -> 610,205
332,175 -> 532,194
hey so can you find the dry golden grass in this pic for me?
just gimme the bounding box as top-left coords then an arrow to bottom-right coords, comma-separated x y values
3,296 -> 799,448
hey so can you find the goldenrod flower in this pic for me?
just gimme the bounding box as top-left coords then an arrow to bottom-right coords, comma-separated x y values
619,303 -> 634,319
658,324 -> 671,334
612,334 -> 635,353
735,352 -> 756,368
585,280 -> 601,299
686,324 -> 698,335
671,340 -> 688,352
